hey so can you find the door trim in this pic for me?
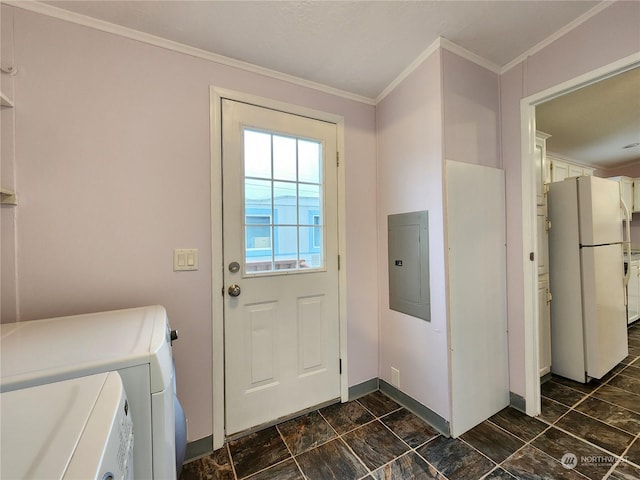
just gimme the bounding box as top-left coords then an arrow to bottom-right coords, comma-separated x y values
519,53 -> 640,417
210,87 -> 348,449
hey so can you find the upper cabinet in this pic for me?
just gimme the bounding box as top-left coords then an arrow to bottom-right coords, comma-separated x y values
619,177 -> 633,214
607,176 -> 634,215
550,157 -> 569,182
548,152 -> 594,183
633,179 -> 640,214
606,176 -> 640,216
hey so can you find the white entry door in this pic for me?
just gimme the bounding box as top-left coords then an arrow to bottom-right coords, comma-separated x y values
222,99 -> 341,435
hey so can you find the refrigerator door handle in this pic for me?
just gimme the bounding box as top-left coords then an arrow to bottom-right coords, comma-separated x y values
622,198 -> 631,286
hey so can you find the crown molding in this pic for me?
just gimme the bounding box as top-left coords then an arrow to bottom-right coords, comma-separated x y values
3,0 -> 621,106
438,37 -> 502,74
4,0 -> 377,106
500,1 -> 615,74
376,37 -> 501,104
375,37 -> 442,104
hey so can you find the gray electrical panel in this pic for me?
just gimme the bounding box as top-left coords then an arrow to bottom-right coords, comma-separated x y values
388,211 -> 430,321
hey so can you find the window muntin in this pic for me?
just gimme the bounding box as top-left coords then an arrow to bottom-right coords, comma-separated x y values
244,128 -> 324,274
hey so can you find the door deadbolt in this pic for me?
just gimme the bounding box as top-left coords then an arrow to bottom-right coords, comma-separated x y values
228,284 -> 241,297
228,261 -> 240,273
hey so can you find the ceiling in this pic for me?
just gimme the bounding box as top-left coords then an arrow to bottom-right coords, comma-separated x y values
537,67 -> 640,170
35,1 -> 638,169
42,0 -> 601,100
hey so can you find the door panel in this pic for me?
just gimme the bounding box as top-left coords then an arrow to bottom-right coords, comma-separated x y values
222,99 -> 340,435
298,296 -> 325,373
246,302 -> 278,389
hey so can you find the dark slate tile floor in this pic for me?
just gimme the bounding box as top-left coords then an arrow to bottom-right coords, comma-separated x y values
181,322 -> 640,479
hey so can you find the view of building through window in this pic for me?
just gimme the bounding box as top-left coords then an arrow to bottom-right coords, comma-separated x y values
244,129 -> 324,273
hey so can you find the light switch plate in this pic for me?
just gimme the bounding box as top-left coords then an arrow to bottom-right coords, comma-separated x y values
174,248 -> 199,271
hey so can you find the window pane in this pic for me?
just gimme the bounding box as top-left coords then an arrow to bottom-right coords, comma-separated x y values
273,135 -> 297,182
273,226 -> 298,270
243,128 -> 324,274
245,179 -> 272,202
273,181 -> 297,225
299,226 -> 323,268
246,225 -> 272,249
298,139 -> 321,184
244,130 -> 272,179
299,184 -> 321,224
245,223 -> 273,273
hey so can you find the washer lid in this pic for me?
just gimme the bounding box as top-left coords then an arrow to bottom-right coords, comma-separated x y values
0,372 -> 120,479
1,305 -> 172,393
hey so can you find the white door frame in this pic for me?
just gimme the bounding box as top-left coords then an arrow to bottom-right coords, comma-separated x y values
210,87 -> 348,449
520,53 -> 640,415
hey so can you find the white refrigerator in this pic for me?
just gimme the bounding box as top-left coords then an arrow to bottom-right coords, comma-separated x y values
548,175 -> 628,383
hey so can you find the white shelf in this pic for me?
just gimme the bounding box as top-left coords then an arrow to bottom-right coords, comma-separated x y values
0,188 -> 17,205
0,91 -> 14,108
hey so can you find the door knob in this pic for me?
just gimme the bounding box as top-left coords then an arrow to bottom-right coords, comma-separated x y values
228,284 -> 241,297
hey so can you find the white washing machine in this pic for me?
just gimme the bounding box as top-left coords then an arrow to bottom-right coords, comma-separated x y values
1,371 -> 134,480
0,305 -> 186,480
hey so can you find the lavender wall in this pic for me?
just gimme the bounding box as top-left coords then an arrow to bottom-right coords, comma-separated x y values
377,51 -> 451,420
442,50 -> 501,168
376,47 -> 501,425
595,161 -> 640,178
1,6 -> 378,442
502,1 -> 640,397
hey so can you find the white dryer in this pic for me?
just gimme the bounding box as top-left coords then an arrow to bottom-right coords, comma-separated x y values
0,305 -> 186,480
1,371 -> 134,480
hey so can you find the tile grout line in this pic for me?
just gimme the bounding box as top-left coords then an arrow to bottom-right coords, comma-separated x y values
411,434 -> 449,477
602,430 -> 640,479
539,416 -> 630,463
362,395 -> 454,478
564,398 -> 640,438
486,423 -> 552,475
339,403 -> 408,477
375,409 -> 449,478
483,417 -> 594,480
335,435 -> 374,477
323,399 -> 382,478
381,422 -> 451,480
215,374 -> 640,480
576,388 -> 640,418
533,370 -> 638,477
354,395 -> 451,479
568,368 -> 640,443
619,430 -> 640,469
225,443 -> 240,480
274,421 -> 309,480
484,418 -> 569,476
317,398 -> 407,477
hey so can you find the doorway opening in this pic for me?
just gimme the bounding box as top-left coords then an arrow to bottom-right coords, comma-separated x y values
520,54 -> 640,415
